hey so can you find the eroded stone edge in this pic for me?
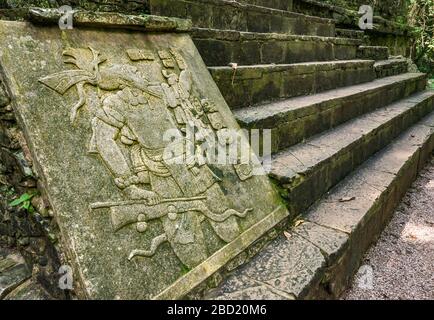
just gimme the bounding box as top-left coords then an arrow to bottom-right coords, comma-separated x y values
154,205 -> 289,300
28,7 -> 192,32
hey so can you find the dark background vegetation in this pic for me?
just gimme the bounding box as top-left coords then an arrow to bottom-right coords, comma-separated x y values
0,0 -> 432,79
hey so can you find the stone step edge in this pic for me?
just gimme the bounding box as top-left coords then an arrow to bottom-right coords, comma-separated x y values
192,28 -> 362,45
152,0 -> 334,24
205,109 -> 434,300
235,73 -> 426,129
208,59 -> 374,77
28,7 -> 193,32
374,58 -> 407,68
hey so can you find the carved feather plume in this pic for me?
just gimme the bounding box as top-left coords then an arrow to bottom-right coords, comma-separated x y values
38,47 -> 106,124
38,69 -> 95,94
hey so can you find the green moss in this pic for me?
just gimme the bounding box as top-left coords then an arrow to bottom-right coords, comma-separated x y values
180,264 -> 191,275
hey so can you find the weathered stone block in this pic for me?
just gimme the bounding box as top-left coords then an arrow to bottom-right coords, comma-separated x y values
0,13 -> 288,299
357,45 -> 389,61
211,60 -> 375,110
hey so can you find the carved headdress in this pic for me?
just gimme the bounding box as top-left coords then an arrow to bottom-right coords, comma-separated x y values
39,47 -> 106,123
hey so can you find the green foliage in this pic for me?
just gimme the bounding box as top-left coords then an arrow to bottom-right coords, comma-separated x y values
180,264 -> 191,275
408,0 -> 434,76
9,192 -> 36,213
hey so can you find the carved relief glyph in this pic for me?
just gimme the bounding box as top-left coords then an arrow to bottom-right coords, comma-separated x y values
39,46 -> 258,269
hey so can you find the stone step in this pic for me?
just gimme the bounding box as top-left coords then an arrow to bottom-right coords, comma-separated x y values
235,73 -> 427,153
192,28 -> 362,66
374,59 -> 408,78
206,109 -> 434,299
357,46 -> 390,61
335,28 -> 365,40
4,279 -> 53,300
0,251 -> 31,299
149,0 -> 334,36
210,60 -> 376,110
270,90 -> 434,218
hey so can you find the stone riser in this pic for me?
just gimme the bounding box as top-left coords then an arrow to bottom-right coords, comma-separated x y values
357,46 -> 389,61
192,29 -> 361,67
335,28 -> 365,40
210,60 -> 375,110
271,92 -> 434,218
150,0 -> 334,36
236,74 -> 427,154
374,59 -> 408,78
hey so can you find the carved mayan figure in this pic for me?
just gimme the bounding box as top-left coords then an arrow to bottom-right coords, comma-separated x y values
39,47 -> 254,269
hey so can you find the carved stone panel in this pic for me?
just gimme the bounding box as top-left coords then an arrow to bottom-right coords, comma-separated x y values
0,18 -> 288,299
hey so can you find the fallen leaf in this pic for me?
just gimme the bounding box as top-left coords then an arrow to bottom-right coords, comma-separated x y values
339,196 -> 356,202
283,231 -> 292,240
228,62 -> 238,70
294,220 -> 304,227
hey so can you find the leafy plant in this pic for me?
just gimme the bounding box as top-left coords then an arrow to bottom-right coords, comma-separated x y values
408,0 -> 434,77
9,192 -> 36,213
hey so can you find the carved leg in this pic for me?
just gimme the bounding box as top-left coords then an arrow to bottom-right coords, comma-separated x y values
128,234 -> 168,261
92,119 -> 132,177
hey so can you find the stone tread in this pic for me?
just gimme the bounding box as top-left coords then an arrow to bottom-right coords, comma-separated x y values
208,59 -> 374,74
208,109 -> 434,300
235,73 -> 426,130
192,28 -> 362,45
374,58 -> 408,68
28,8 -> 193,32
270,90 -> 434,184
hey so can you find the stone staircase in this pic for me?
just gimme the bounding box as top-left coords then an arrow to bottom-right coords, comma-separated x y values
147,0 -> 434,299
0,1 -> 432,300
